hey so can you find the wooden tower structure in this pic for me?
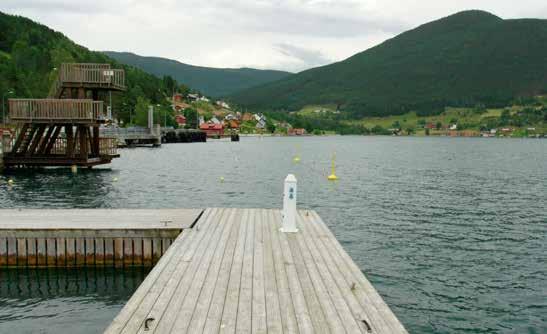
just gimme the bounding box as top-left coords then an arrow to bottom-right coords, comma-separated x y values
3,63 -> 125,168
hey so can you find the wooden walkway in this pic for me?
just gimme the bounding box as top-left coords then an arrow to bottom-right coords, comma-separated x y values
0,209 -> 202,230
105,208 -> 407,334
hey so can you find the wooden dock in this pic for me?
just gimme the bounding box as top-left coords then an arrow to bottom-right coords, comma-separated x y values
106,208 -> 407,334
0,209 -> 202,267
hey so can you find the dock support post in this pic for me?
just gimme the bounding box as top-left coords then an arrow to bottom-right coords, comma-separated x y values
281,174 -> 298,233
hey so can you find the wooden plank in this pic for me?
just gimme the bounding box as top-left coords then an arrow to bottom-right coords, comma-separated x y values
95,238 -> 105,266
46,238 -> 56,266
56,237 -> 66,267
297,212 -> 369,333
124,237 -> 133,266
114,238 -> 124,267
6,237 -> 17,266
308,211 -> 407,333
104,238 -> 114,266
133,238 -> 143,266
36,238 -> 47,267
0,209 -> 202,230
218,209 -> 250,334
17,238 -> 27,267
186,208 -> 242,333
142,238 -> 153,267
85,237 -> 95,266
266,209 -> 299,334
252,209 -> 268,334
105,208 -> 217,334
281,214 -> 332,333
0,237 -> 7,267
65,237 -> 76,267
272,211 -> 315,334
261,209 -> 283,334
235,207 -> 256,334
75,237 -> 86,266
294,212 -> 361,333
164,208 -> 235,333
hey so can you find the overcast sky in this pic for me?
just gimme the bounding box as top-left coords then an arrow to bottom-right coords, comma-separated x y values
2,0 -> 547,72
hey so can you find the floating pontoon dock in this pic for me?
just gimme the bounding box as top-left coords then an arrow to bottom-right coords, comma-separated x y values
0,207 -> 407,333
0,175 -> 407,333
106,207 -> 405,333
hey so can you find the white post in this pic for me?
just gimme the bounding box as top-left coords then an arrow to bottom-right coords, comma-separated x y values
148,105 -> 154,130
281,174 -> 298,233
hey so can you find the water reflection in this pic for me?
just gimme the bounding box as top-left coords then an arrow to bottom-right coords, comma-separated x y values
1,168 -> 117,208
0,268 -> 148,334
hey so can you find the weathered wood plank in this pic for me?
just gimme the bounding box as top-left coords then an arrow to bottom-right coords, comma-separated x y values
152,209 -> 231,333
261,209 -> 283,334
266,209 -> 298,334
219,209 -> 250,334
170,209 -> 237,333
186,209 -> 241,333
203,209 -> 245,334
252,209 -> 268,334
274,212 -> 315,334
296,212 -> 366,333
0,209 -> 202,230
105,209 -> 217,334
235,208 -> 256,334
308,211 -> 407,333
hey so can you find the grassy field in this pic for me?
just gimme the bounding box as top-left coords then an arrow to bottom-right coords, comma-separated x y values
295,102 -> 546,135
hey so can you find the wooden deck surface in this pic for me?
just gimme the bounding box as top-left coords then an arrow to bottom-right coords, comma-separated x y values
105,208 -> 407,334
0,209 -> 203,230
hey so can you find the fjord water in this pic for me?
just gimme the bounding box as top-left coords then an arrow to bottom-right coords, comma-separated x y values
1,136 -> 546,333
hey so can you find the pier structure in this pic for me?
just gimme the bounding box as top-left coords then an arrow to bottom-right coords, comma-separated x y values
0,209 -> 202,267
0,178 -> 407,333
2,63 -> 125,168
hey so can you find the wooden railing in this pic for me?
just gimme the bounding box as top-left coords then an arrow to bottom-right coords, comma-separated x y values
9,99 -> 105,122
5,136 -> 117,156
59,63 -> 125,89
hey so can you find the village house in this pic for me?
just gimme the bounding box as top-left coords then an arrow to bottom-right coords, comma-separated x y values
187,93 -> 199,101
200,122 -> 224,137
175,114 -> 186,127
216,100 -> 231,109
210,117 -> 221,125
241,113 -> 254,121
224,119 -> 240,130
288,128 -> 307,136
224,113 -> 237,121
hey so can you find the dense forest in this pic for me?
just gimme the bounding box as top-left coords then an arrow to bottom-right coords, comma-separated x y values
229,11 -> 547,118
0,11 -> 184,126
104,51 -> 291,97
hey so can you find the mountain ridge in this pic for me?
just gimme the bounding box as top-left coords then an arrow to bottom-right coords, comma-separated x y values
103,51 -> 291,97
229,10 -> 547,117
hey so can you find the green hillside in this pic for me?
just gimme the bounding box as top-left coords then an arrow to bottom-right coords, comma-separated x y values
0,12 -> 184,125
229,10 -> 547,118
103,51 -> 291,97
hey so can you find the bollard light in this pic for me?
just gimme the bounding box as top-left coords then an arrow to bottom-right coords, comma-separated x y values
281,174 -> 298,233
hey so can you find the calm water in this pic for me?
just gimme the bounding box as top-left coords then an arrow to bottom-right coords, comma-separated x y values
1,136 -> 546,333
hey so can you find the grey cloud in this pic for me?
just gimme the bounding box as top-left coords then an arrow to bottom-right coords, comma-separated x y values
275,43 -> 331,72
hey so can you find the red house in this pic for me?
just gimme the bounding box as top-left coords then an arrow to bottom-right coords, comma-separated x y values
200,122 -> 224,137
288,128 -> 307,136
175,114 -> 186,126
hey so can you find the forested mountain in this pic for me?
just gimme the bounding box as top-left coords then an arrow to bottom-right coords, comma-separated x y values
229,11 -> 547,117
0,11 -> 183,124
103,51 -> 291,97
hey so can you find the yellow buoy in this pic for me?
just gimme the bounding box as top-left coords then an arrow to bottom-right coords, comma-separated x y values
113,177 -> 119,182
7,179 -> 14,186
293,155 -> 301,163
327,152 -> 338,181
71,165 -> 78,174
220,176 -> 225,183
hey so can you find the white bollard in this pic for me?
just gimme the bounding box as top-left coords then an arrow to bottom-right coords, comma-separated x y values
281,174 -> 298,233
